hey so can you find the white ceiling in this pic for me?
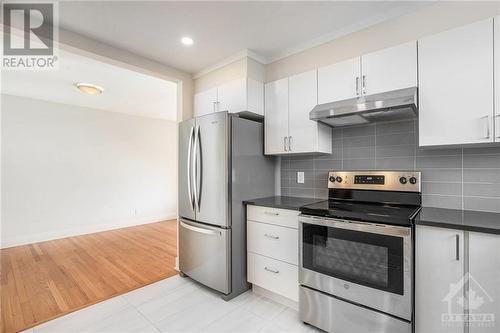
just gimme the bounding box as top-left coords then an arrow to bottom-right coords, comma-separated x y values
58,1 -> 430,74
1,47 -> 178,121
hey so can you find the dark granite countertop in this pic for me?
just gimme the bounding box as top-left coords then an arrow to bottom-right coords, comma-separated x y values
415,207 -> 500,235
243,196 -> 323,211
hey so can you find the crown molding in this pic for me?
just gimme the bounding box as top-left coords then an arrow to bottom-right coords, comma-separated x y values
193,49 -> 268,79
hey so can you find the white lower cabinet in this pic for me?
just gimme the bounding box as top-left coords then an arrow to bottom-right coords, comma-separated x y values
416,226 -> 464,333
247,205 -> 299,302
247,252 -> 298,302
247,220 -> 298,265
468,232 -> 500,333
416,225 -> 500,333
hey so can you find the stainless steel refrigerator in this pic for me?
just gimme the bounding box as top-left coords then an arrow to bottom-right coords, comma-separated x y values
178,111 -> 275,300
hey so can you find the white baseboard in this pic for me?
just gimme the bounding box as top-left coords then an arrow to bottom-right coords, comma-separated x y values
252,285 -> 298,310
1,214 -> 177,249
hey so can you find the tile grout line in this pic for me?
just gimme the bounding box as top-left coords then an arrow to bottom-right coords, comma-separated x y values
462,148 -> 464,210
120,293 -> 164,333
374,124 -> 377,169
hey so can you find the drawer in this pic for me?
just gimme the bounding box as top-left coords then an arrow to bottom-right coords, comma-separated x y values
247,205 -> 299,229
247,252 -> 298,302
247,221 -> 298,265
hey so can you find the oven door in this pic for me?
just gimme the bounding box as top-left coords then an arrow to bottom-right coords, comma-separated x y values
299,214 -> 412,321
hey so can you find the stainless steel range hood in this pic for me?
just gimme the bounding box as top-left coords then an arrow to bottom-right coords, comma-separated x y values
309,87 -> 418,127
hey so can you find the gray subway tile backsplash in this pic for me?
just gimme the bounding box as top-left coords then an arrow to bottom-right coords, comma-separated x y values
280,120 -> 500,213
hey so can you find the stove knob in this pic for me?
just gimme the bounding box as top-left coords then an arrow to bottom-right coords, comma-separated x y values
409,177 -> 418,184
336,176 -> 343,183
329,176 -> 336,182
399,176 -> 408,184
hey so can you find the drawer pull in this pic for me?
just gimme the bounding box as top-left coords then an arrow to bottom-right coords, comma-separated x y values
264,211 -> 279,216
264,233 -> 280,240
264,267 -> 279,274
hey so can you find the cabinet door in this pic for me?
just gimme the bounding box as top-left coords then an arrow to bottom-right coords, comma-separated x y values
217,78 -> 246,114
264,78 -> 289,155
361,41 -> 417,95
416,226 -> 464,333
318,57 -> 361,104
495,16 -> 500,142
194,88 -> 217,117
419,18 -> 494,146
469,232 -> 500,333
288,70 -> 318,153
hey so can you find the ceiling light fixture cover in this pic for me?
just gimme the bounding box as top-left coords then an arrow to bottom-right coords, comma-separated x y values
181,36 -> 194,45
76,83 -> 104,95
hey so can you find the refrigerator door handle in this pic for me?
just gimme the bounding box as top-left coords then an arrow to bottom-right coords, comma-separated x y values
180,221 -> 220,236
187,126 -> 195,211
193,125 -> 201,211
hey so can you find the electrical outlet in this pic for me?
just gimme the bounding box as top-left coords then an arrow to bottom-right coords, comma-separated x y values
297,171 -> 305,184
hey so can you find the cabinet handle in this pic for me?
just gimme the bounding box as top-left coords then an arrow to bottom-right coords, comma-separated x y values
455,234 -> 460,261
264,211 -> 279,216
362,75 -> 366,95
355,77 -> 360,96
264,233 -> 280,240
264,267 -> 279,274
480,115 -> 490,139
289,136 -> 292,151
284,136 -> 288,152
213,101 -> 217,113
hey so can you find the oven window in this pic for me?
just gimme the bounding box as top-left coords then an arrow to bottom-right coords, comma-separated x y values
302,223 -> 404,295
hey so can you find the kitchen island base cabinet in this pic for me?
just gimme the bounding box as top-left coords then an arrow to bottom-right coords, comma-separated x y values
416,225 -> 500,333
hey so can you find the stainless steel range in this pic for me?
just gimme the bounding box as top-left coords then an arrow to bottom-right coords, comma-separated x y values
298,171 -> 421,333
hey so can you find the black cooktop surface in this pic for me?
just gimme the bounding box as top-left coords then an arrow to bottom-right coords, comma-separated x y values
300,199 -> 421,226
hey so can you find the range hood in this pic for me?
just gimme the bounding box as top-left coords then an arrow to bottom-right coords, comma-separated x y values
309,87 -> 418,127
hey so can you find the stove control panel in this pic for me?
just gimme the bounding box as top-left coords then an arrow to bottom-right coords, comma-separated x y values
328,171 -> 421,192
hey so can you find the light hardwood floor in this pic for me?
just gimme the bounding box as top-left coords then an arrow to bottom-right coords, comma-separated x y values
1,220 -> 177,333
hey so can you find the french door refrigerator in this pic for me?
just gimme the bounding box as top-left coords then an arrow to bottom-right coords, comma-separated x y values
178,111 -> 275,300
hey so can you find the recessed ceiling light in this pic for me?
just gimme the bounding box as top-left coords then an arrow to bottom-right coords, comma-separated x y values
181,36 -> 194,46
76,83 -> 104,95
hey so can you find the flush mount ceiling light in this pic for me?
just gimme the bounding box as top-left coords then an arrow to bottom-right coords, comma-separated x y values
181,36 -> 194,46
76,83 -> 104,95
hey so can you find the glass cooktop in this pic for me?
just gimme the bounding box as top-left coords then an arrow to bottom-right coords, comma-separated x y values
299,200 -> 421,226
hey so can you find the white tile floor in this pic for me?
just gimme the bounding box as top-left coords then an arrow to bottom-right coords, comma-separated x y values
27,274 -> 320,333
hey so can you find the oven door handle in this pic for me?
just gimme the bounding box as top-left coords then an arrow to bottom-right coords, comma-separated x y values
298,214 -> 410,237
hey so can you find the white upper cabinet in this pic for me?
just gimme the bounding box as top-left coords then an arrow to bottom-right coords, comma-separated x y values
194,78 -> 264,117
289,70 -> 321,153
265,78 -> 289,155
419,18 -> 494,146
361,41 -> 417,95
265,71 -> 331,155
317,41 -> 417,104
194,87 -> 217,117
318,57 -> 361,104
217,79 -> 246,114
495,16 -> 500,142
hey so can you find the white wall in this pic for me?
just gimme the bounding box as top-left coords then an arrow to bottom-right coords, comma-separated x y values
1,94 -> 178,248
